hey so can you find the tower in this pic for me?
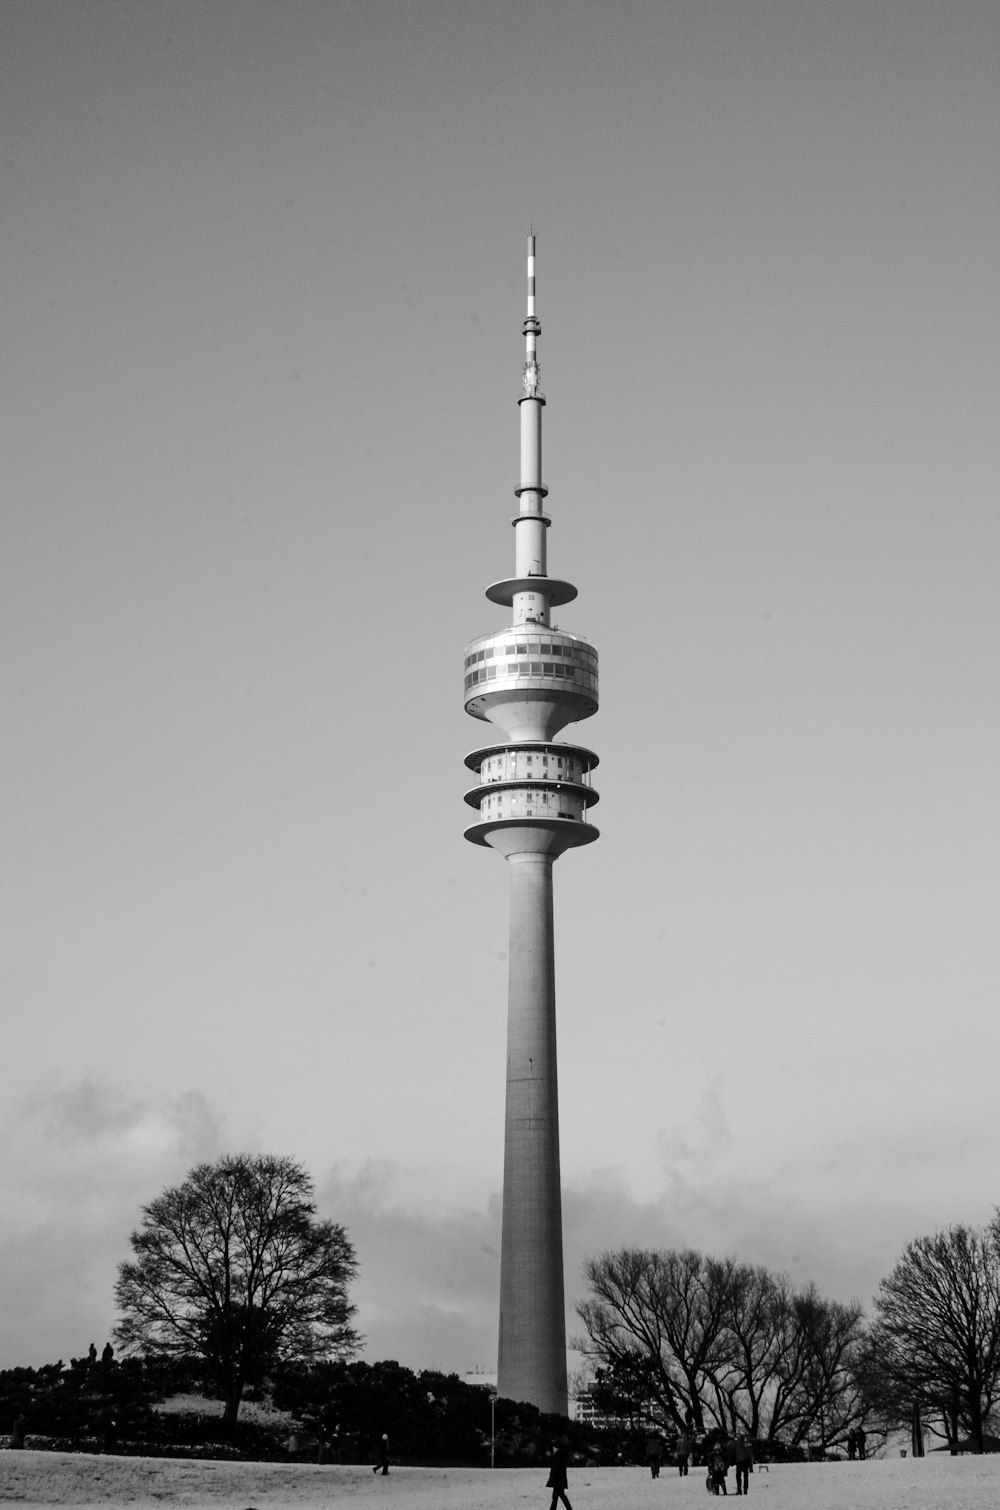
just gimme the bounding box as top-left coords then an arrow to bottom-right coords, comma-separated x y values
462,233 -> 599,1416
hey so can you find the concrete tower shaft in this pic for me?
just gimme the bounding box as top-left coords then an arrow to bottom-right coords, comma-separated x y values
497,853 -> 566,1404
462,233 -> 600,1417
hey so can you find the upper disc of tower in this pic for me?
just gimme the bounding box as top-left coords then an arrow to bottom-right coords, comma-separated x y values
484,576 -> 578,608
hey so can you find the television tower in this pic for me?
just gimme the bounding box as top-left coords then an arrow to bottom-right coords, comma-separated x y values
462,232 -> 599,1416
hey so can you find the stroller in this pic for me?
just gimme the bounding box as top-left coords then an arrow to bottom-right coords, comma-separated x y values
705,1444 -> 728,1495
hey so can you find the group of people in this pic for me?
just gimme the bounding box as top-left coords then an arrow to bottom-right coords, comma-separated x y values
546,1428 -> 756,1505
703,1433 -> 754,1495
644,1430 -> 695,1478
650,1429 -> 695,1477
644,1429 -> 755,1492
643,1428 -> 756,1488
846,1426 -> 867,1460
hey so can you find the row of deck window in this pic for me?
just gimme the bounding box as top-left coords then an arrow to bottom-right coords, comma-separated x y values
465,661 -> 598,691
478,754 -> 589,784
464,639 -> 598,669
478,790 -> 583,819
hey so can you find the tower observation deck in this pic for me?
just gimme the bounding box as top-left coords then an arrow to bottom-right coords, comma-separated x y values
463,233 -> 599,1417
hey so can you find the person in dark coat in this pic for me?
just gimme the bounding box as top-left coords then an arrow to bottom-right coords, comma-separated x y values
372,1433 -> 390,1475
675,1430 -> 690,1475
546,1442 -> 573,1510
733,1433 -> 753,1495
706,1439 -> 728,1495
645,1433 -> 663,1478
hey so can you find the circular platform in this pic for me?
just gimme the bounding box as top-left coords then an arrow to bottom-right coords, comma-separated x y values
484,576 -> 578,608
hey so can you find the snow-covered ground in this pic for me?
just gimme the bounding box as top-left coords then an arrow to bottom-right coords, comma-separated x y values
3,1450 -> 1000,1510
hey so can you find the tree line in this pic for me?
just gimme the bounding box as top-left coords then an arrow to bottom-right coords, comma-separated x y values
0,1352 -> 586,1466
575,1214 -> 1000,1456
6,1151 -> 1000,1461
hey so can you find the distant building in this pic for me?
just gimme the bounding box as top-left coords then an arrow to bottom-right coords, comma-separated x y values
572,1377 -> 671,1431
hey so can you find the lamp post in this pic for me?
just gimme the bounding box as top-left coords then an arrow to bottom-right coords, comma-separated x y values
491,1391 -> 496,1468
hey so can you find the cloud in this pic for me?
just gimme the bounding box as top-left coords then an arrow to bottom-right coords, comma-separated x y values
654,1075 -> 734,1185
5,1077 -> 998,1380
318,1161 -> 502,1373
320,1116 -> 1000,1379
316,1156 -> 853,1377
0,1080 -> 223,1366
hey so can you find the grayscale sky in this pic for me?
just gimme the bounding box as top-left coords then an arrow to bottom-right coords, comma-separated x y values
2,0 -> 998,1377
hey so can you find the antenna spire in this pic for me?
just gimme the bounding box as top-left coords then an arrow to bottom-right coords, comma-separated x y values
522,230 -> 541,398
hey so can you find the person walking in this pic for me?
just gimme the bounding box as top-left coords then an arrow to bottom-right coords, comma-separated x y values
373,1433 -> 390,1475
675,1429 -> 690,1475
733,1433 -> 753,1495
646,1433 -> 663,1478
546,1442 -> 573,1510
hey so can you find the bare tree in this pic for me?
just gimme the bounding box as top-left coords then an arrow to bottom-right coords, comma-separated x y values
775,1285 -> 867,1451
703,1264 -> 792,1438
577,1248 -> 866,1451
869,1222 -> 1000,1453
576,1248 -> 739,1432
114,1153 -> 360,1427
